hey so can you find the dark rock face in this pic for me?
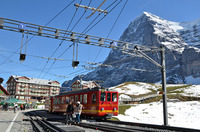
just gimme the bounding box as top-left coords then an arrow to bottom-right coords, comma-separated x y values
63,12 -> 200,87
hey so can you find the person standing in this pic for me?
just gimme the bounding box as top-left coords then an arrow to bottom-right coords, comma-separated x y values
20,104 -> 23,110
66,101 -> 74,125
74,101 -> 83,124
13,103 -> 17,113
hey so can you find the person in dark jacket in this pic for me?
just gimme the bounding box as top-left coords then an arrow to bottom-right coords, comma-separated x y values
66,101 -> 74,125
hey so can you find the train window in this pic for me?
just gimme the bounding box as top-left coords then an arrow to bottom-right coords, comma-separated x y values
66,96 -> 69,104
107,93 -> 111,101
83,94 -> 87,104
70,96 -> 74,103
92,93 -> 96,103
75,95 -> 79,103
53,98 -> 56,105
55,98 -> 57,104
112,93 -> 117,102
100,92 -> 106,101
58,97 -> 61,104
80,94 -> 83,104
62,97 -> 65,104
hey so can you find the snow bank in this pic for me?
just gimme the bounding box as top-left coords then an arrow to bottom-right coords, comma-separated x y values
117,101 -> 200,129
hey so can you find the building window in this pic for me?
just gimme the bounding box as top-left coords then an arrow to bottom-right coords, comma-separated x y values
19,96 -> 24,99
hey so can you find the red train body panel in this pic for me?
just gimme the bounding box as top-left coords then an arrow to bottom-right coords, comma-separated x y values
46,87 -> 118,119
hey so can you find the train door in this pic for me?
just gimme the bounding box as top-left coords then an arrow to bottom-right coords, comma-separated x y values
111,92 -> 118,116
99,90 -> 106,116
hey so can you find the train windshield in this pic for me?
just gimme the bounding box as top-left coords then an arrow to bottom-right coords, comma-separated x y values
107,93 -> 111,101
112,93 -> 117,102
100,92 -> 106,101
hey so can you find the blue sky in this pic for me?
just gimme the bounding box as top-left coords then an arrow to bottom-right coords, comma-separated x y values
0,0 -> 200,86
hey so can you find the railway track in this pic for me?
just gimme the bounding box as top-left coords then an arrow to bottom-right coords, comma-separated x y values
25,110 -> 200,132
106,120 -> 200,132
77,122 -> 153,132
25,111 -> 65,132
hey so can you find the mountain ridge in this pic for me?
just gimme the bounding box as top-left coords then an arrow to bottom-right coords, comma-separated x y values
62,12 -> 200,88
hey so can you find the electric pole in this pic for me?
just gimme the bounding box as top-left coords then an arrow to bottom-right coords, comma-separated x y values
161,46 -> 168,126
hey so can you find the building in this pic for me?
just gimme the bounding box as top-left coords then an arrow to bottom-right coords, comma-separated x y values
60,81 -> 71,93
6,75 -> 60,102
0,85 -> 10,102
71,80 -> 100,91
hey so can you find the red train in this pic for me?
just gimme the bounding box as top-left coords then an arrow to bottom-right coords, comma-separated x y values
46,87 -> 118,120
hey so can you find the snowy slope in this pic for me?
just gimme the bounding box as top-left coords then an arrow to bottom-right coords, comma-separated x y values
110,82 -> 197,100
117,101 -> 200,129
112,82 -> 200,129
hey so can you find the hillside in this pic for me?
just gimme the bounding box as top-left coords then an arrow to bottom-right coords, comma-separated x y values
111,82 -> 200,129
110,82 -> 200,102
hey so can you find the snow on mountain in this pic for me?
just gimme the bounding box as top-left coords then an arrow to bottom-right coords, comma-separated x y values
65,12 -> 200,87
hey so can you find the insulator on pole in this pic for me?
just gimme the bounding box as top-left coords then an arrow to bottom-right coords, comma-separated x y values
85,35 -> 90,44
98,38 -> 104,46
0,18 -> 4,29
38,26 -> 43,36
55,29 -> 59,39
70,33 -> 76,42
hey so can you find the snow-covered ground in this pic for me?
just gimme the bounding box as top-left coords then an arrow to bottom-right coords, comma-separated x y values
110,82 -> 200,100
116,101 -> 200,130
111,82 -> 200,130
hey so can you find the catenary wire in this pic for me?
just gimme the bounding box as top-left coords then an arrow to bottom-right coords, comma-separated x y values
38,0 -> 82,78
41,0 -> 119,79
94,0 -> 127,62
0,0 -> 75,66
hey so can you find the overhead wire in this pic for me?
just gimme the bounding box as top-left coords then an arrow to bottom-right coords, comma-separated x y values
38,0 -> 82,78
41,0 -> 119,79
94,0 -> 128,62
79,0 -> 118,35
0,0 -> 75,66
83,0 -> 122,35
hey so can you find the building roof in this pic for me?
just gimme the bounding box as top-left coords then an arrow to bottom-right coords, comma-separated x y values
71,80 -> 100,87
8,75 -> 60,86
0,85 -> 10,95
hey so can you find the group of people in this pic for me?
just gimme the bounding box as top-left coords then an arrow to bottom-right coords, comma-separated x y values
1,103 -> 28,113
66,101 -> 83,125
1,102 -> 8,111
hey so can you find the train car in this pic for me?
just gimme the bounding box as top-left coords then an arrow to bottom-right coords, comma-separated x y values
45,97 -> 53,112
50,87 -> 118,120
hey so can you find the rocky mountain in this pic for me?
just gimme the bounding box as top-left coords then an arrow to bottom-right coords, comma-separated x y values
64,12 -> 200,87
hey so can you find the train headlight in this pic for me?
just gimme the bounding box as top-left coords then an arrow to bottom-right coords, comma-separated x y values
113,108 -> 116,111
101,107 -> 104,111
